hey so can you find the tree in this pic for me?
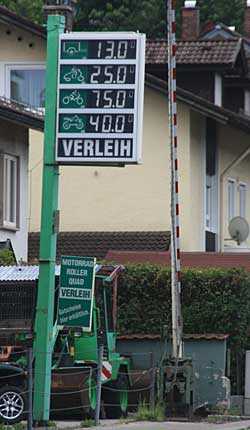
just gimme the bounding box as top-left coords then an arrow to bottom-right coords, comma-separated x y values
75,0 -> 167,38
74,0 -> 246,37
0,0 -> 43,24
0,0 -> 247,37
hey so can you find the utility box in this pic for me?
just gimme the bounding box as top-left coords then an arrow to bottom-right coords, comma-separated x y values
117,333 -> 230,413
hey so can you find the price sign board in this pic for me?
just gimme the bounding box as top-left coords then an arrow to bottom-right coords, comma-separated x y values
57,255 -> 96,331
56,33 -> 146,164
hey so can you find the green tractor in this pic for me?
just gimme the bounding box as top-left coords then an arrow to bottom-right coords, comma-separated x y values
0,264 -> 131,423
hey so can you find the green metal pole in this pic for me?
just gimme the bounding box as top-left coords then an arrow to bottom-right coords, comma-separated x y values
33,14 -> 65,423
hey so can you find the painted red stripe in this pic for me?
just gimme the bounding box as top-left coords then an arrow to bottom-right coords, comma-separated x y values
174,114 -> 177,125
176,226 -> 180,237
102,365 -> 112,379
177,249 -> 180,259
172,22 -> 175,32
177,272 -> 181,282
175,159 -> 178,170
176,204 -> 179,216
174,136 -> 177,147
172,45 -> 176,56
175,181 -> 178,193
173,68 -> 176,79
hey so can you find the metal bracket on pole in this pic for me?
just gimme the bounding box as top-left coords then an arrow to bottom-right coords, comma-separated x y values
33,14 -> 65,423
95,344 -> 104,425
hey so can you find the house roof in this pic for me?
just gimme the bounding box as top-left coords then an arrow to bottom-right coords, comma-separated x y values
200,23 -> 243,41
105,250 -> 250,271
146,39 -> 242,68
146,73 -> 250,133
0,264 -> 121,281
0,5 -> 46,38
0,6 -> 243,70
28,231 -> 171,262
0,97 -> 44,131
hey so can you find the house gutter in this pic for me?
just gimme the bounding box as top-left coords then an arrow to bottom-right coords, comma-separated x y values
219,145 -> 250,251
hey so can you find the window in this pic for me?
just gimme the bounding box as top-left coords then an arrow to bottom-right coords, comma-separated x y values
0,154 -> 19,229
228,178 -> 235,223
6,65 -> 46,108
239,183 -> 246,218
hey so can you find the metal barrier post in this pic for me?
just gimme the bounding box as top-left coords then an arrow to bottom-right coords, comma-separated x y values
150,352 -> 155,408
95,344 -> 104,425
27,347 -> 33,430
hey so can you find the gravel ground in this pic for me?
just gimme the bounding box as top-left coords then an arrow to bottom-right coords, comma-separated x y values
55,418 -> 250,430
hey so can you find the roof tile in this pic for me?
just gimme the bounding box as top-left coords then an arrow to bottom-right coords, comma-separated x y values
146,39 -> 241,66
28,231 -> 171,262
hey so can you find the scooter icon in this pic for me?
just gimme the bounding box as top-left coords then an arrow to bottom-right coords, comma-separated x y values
63,67 -> 85,83
62,90 -> 84,106
63,115 -> 84,131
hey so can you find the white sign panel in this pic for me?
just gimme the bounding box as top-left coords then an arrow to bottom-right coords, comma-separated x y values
55,32 -> 146,164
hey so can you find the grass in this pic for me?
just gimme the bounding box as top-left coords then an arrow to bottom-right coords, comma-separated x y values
80,419 -> 95,428
135,401 -> 165,422
47,421 -> 57,428
206,414 -> 243,424
13,424 -> 26,430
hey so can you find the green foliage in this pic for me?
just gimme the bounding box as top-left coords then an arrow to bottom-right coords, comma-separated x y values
80,419 -> 95,428
135,400 -> 165,421
0,250 -> 15,265
0,0 -> 43,24
13,424 -> 26,430
47,421 -> 57,428
75,0 -> 246,37
117,265 -> 250,392
1,0 -> 245,38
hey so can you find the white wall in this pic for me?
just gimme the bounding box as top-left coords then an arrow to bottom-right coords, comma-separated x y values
218,123 -> 250,250
0,120 -> 29,262
29,87 -> 194,252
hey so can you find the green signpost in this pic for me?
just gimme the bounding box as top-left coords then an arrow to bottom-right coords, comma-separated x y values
33,17 -> 145,422
57,256 -> 96,330
33,14 -> 65,423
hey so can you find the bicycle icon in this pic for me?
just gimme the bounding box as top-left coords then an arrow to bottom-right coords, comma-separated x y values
62,90 -> 84,107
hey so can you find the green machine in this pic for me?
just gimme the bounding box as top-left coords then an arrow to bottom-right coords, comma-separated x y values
0,264 -> 131,423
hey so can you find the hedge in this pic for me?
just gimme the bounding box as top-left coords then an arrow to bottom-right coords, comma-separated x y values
117,265 -> 250,393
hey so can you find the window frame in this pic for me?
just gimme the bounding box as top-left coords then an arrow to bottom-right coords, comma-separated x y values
239,181 -> 247,219
227,177 -> 236,223
5,62 -> 46,109
0,153 -> 20,230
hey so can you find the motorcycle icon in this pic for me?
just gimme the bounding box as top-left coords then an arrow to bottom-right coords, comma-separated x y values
63,115 -> 84,131
62,90 -> 84,106
63,67 -> 85,83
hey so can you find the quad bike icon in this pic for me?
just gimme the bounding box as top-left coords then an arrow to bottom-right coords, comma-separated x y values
62,90 -> 84,106
63,115 -> 84,131
63,67 -> 85,83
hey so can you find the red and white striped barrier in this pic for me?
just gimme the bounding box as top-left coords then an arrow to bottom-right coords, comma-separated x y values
101,361 -> 112,381
168,0 -> 183,358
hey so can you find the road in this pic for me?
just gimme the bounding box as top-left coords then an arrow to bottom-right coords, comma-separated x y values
56,419 -> 250,430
